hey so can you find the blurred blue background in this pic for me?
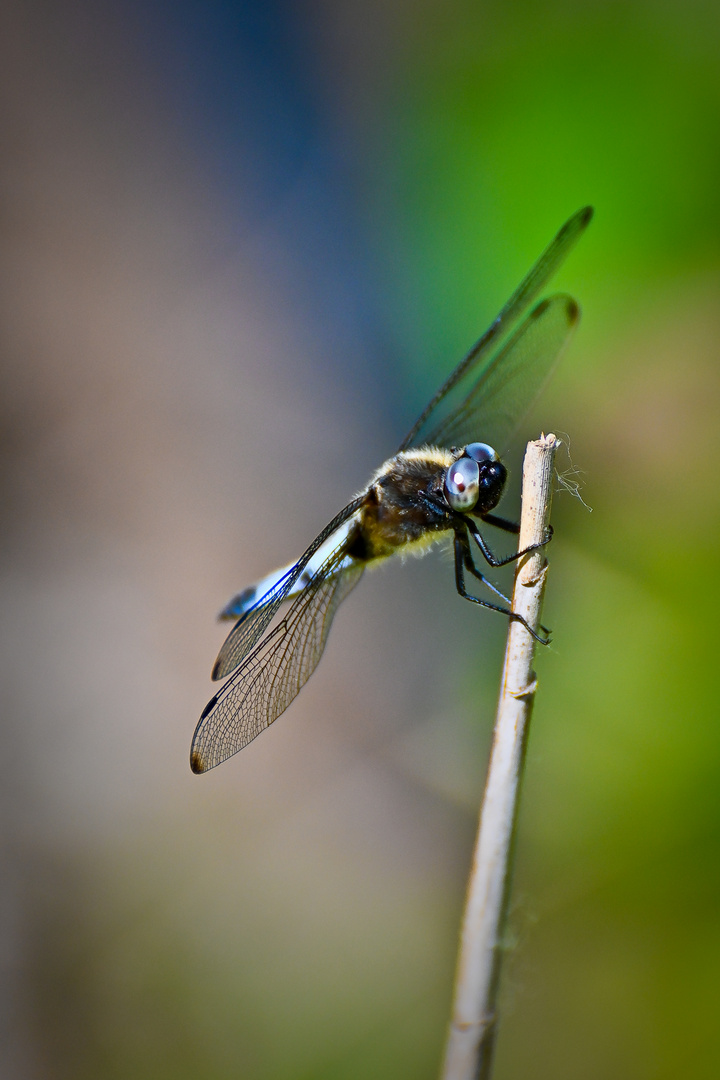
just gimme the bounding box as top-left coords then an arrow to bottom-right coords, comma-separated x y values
1,1 -> 719,1077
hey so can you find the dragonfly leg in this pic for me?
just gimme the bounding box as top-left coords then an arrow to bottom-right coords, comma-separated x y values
454,529 -> 551,645
466,517 -> 552,568
458,538 -> 512,606
480,512 -> 520,535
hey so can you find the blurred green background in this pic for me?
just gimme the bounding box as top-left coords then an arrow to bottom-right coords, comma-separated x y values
1,1 -> 719,1078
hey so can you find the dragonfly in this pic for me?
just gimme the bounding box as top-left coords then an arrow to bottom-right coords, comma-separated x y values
190,206 -> 593,774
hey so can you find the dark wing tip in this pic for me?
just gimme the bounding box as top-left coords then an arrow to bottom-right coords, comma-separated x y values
529,294 -> 580,326
555,206 -> 594,245
211,657 -> 222,681
190,748 -> 207,774
190,693 -> 218,773
565,296 -> 581,325
565,205 -> 594,233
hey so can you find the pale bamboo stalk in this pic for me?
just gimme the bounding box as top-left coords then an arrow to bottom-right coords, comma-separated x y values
441,433 -> 559,1080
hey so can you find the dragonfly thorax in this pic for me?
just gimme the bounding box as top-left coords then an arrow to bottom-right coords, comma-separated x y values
354,445 -> 508,563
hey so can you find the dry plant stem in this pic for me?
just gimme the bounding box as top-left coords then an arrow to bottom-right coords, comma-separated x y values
441,434 -> 559,1080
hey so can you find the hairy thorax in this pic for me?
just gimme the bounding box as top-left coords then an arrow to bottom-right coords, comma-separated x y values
351,448 -> 455,561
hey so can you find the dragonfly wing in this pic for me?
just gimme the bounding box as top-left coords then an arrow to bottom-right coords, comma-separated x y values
191,552 -> 365,773
218,516 -> 358,621
218,564 -> 295,622
400,207 -> 592,451
212,495 -> 365,681
421,294 -> 579,453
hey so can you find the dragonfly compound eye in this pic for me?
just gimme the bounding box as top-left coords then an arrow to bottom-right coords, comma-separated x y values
444,456 -> 480,512
465,442 -> 498,463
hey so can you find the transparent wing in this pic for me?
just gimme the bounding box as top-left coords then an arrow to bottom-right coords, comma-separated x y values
191,549 -> 364,773
212,494 -> 365,681
217,513 -> 358,622
419,294 -> 579,452
400,206 -> 592,452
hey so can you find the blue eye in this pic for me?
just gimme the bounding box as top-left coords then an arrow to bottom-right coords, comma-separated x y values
465,442 -> 498,463
444,457 -> 480,512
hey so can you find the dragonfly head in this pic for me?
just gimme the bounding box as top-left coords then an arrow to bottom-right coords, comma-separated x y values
443,443 -> 506,516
